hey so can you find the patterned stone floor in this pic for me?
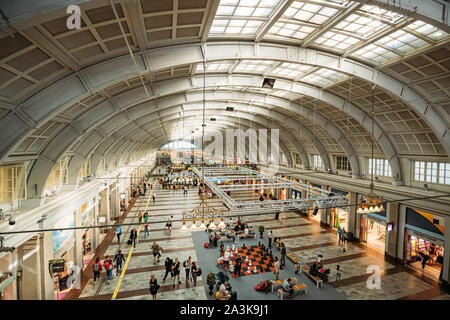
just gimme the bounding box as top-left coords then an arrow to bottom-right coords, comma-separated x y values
70,169 -> 448,300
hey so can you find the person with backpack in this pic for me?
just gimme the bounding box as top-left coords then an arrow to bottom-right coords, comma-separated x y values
149,274 -> 159,300
103,256 -> 113,284
152,242 -> 160,265
172,258 -> 181,288
183,256 -> 192,283
114,250 -> 125,276
163,257 -> 173,282
130,228 -> 137,248
92,257 -> 102,286
191,262 -> 201,286
144,224 -> 150,239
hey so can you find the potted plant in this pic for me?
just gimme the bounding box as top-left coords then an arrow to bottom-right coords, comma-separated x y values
206,272 -> 216,295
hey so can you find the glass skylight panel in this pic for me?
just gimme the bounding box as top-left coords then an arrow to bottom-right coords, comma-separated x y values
270,62 -> 314,79
214,0 -> 281,18
352,44 -> 399,64
377,30 -> 425,55
359,4 -> 404,24
268,22 -> 317,40
282,1 -> 339,26
335,12 -> 387,39
234,60 -> 275,73
300,68 -> 348,87
406,21 -> 449,42
314,31 -> 360,50
195,61 -> 234,73
210,19 -> 264,35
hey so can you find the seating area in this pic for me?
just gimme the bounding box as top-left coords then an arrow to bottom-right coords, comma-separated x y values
271,277 -> 297,293
278,283 -> 308,300
301,265 -> 323,288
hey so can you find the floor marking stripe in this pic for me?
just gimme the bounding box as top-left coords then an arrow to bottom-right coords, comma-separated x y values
111,180 -> 154,300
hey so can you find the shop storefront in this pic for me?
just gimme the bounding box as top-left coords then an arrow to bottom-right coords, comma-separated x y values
404,207 -> 445,280
330,188 -> 349,231
360,210 -> 387,254
81,200 -> 95,268
0,252 -> 16,300
52,216 -> 75,300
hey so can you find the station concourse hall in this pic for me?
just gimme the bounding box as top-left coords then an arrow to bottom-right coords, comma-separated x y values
1,0 -> 450,306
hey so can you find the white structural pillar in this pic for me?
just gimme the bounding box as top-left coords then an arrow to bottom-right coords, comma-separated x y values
386,202 -> 399,261
73,208 -> 84,271
347,191 -> 358,237
39,231 -> 54,300
92,199 -> 100,252
110,183 -> 119,220
20,236 -> 42,300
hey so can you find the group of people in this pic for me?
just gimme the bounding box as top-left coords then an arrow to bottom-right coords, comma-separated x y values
162,256 -> 201,290
337,226 -> 349,252
91,250 -> 126,286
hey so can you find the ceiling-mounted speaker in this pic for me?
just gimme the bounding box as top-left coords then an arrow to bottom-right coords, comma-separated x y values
313,207 -> 319,216
262,78 -> 275,88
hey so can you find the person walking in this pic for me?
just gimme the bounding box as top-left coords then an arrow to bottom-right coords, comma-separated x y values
166,216 -> 173,235
152,193 -> 156,203
274,210 -> 280,221
183,256 -> 192,283
114,250 -> 125,276
191,262 -> 199,286
92,257 -> 102,286
116,225 -> 122,245
234,257 -> 242,277
273,257 -> 280,280
144,224 -> 150,239
335,265 -> 343,281
337,226 -> 342,245
103,256 -> 113,284
267,230 -> 273,248
144,211 -> 149,223
172,258 -> 181,288
130,228 -> 137,248
184,186 -> 188,195
342,228 -> 347,252
163,257 -> 173,282
149,274 -> 159,300
280,243 -> 286,269
152,241 -> 161,265
138,212 -> 143,224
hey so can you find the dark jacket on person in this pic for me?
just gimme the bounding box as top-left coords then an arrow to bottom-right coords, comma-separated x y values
130,230 -> 137,239
165,258 -> 173,271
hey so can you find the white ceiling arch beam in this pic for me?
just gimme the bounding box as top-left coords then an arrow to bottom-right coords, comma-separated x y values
4,42 -> 447,164
69,114 -> 297,188
111,116 -> 295,167
84,107 -> 311,172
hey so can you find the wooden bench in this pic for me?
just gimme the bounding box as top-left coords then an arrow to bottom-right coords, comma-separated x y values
278,283 -> 307,300
237,232 -> 256,240
271,277 -> 297,293
286,250 -> 300,264
301,265 -> 323,288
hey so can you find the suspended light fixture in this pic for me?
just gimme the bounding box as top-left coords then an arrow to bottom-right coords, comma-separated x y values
180,221 -> 188,232
199,220 -> 207,230
357,86 -> 384,214
218,218 -> 226,229
190,221 -> 198,231
208,219 -> 217,230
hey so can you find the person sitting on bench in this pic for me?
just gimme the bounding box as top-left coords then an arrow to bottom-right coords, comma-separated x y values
240,223 -> 246,231
234,224 -> 240,232
218,281 -> 231,300
282,278 -> 294,298
244,226 -> 249,237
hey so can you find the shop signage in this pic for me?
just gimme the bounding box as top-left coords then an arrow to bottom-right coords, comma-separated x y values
406,228 -> 444,246
49,259 -> 66,274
